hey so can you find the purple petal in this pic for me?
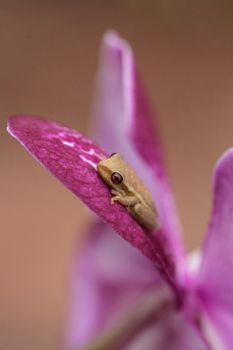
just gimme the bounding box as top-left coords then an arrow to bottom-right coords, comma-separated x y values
66,221 -> 163,348
196,148 -> 233,349
91,31 -> 184,262
7,115 -> 176,285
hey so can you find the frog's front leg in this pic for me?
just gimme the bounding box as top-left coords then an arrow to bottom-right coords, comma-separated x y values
110,189 -> 138,207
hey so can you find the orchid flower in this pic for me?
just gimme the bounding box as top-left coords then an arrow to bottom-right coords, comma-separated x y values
7,32 -> 233,350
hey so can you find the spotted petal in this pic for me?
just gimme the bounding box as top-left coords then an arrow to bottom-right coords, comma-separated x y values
91,32 -> 184,262
196,149 -> 233,349
8,115 -> 176,285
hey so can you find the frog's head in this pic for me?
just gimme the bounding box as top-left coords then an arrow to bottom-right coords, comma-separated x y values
97,153 -> 127,192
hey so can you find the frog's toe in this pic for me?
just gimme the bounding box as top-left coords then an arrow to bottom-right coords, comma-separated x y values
110,196 -> 117,204
111,189 -> 118,196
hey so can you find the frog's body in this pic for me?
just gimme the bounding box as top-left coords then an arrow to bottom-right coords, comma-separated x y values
97,153 -> 159,230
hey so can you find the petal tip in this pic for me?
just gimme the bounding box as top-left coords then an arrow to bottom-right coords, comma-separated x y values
102,30 -> 132,55
7,115 -> 34,139
6,119 -> 12,135
218,147 -> 233,162
7,115 -> 19,137
214,148 -> 233,177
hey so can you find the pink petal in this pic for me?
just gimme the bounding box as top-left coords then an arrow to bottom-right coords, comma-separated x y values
67,235 -> 208,350
66,221 -> 207,350
91,31 -> 184,262
66,222 -> 162,348
196,148 -> 233,349
7,115 -> 176,285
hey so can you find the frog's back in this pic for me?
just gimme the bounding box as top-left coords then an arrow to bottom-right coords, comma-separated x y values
125,164 -> 156,210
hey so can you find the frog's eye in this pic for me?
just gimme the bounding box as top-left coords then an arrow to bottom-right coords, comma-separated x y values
111,172 -> 123,184
110,152 -> 117,157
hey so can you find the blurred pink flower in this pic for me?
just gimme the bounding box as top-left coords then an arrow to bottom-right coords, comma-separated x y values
7,32 -> 233,350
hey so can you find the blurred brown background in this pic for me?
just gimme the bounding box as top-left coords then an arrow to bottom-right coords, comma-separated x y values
1,1 -> 233,349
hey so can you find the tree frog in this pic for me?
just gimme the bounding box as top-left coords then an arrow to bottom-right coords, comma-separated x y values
97,153 -> 160,230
